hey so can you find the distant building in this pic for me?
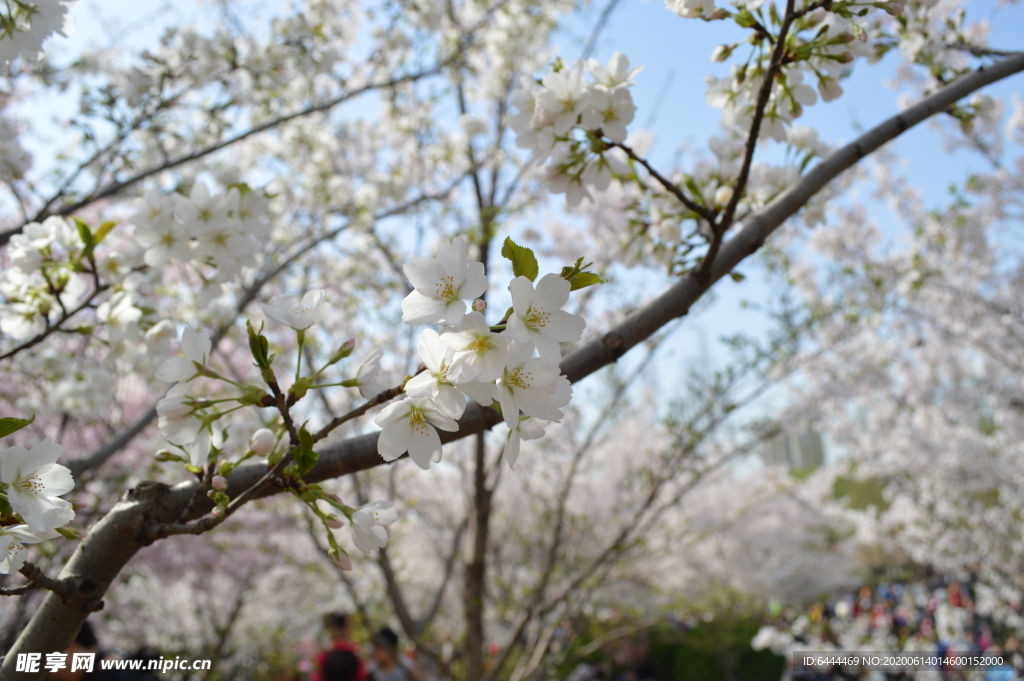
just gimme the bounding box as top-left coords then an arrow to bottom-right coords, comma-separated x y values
761,428 -> 825,472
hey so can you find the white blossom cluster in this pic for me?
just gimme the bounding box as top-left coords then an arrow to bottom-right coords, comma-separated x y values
705,20 -> 874,143
130,182 -> 269,277
376,236 -> 583,470
0,0 -> 77,65
509,52 -> 641,207
0,438 -> 75,573
0,216 -> 90,341
695,2 -> 891,144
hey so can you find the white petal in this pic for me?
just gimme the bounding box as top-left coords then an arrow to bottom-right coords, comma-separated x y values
440,299 -> 467,327
417,329 -> 449,372
509,276 -> 536,313
404,258 -> 441,292
434,386 -> 466,418
377,422 -> 412,461
352,526 -> 381,553
156,357 -> 196,383
497,385 -> 520,429
534,273 -> 571,310
401,291 -> 447,325
461,262 -> 488,300
503,430 -> 522,470
544,309 -> 586,342
407,423 -> 441,470
404,372 -> 436,398
457,380 -> 496,406
505,314 -> 532,344
181,327 -> 209,364
374,398 -> 411,427
446,353 -> 481,384
533,334 -> 562,367
34,464 -> 74,497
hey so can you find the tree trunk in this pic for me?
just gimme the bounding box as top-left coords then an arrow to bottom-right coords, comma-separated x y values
463,432 -> 492,681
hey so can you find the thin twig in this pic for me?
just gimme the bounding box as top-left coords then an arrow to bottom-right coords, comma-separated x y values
0,582 -> 37,597
610,141 -> 716,224
702,0 -> 799,281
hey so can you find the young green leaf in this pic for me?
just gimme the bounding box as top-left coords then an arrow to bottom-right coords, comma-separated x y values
570,271 -> 605,291
0,415 -> 34,439
501,237 -> 539,282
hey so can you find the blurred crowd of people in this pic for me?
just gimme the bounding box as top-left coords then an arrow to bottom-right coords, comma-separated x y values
39,613 -> 422,681
307,613 -> 424,681
753,577 -> 1024,681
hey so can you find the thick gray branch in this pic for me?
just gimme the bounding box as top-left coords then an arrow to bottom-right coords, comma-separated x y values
2,54 -> 1022,680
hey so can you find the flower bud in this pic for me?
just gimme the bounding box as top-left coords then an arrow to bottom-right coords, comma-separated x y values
329,548 -> 353,571
211,508 -> 223,518
711,45 -> 732,63
836,32 -> 856,44
837,52 -> 854,64
710,8 -> 729,19
326,516 -> 345,529
250,428 -> 275,457
329,338 -> 357,364
212,475 -> 228,491
472,299 -> 487,312
885,0 -> 906,15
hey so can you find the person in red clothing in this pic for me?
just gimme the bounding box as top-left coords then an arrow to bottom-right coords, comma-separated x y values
313,613 -> 368,681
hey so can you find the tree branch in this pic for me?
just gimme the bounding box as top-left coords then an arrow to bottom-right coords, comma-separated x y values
0,65 -> 451,247
3,53 -> 1022,680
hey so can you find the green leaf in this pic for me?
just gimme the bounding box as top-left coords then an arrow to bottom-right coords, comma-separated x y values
729,271 -> 746,282
73,218 -> 97,259
560,257 -> 607,291
293,427 -> 319,477
501,237 -> 539,282
570,272 -> 604,291
0,415 -> 34,439
92,220 -> 118,246
55,526 -> 83,541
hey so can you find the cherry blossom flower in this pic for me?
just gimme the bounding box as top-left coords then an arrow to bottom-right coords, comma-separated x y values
0,438 -> 75,533
440,312 -> 510,384
157,385 -> 204,450
8,216 -> 78,272
0,301 -> 45,340
133,190 -> 193,266
503,417 -> 548,470
495,342 -> 561,429
0,0 -> 77,66
401,237 -> 487,326
586,51 -> 643,92
506,274 -> 586,367
404,329 -> 466,418
350,500 -> 399,553
261,290 -> 330,330
156,327 -> 212,384
537,63 -> 593,135
374,397 -> 458,470
0,525 -> 59,575
175,181 -> 230,237
593,89 -> 637,143
356,349 -> 393,399
182,424 -> 223,469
